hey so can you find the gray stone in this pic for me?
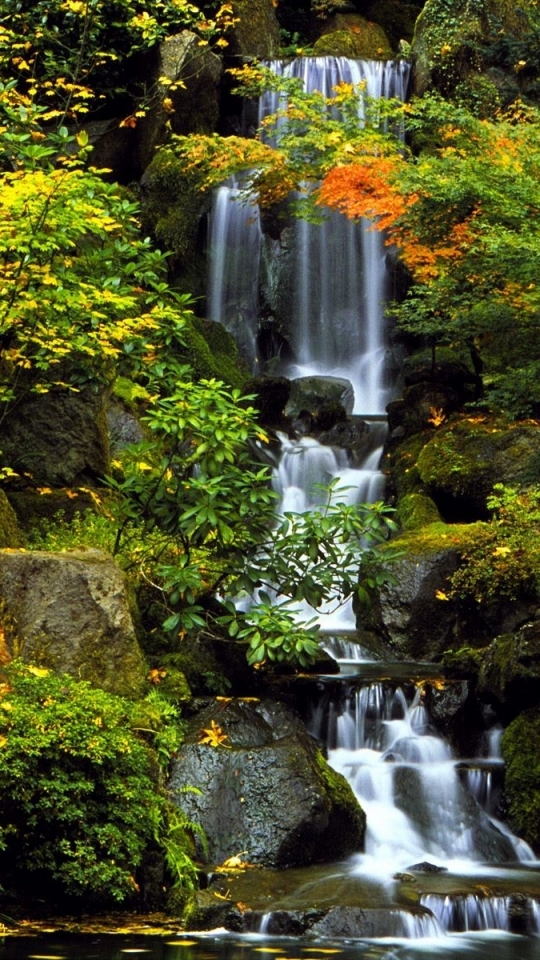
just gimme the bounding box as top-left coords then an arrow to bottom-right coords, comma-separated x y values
170,698 -> 365,868
0,548 -> 146,697
286,376 -> 355,420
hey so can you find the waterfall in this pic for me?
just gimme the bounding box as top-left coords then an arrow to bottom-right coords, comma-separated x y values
208,57 -> 410,413
259,58 -> 409,414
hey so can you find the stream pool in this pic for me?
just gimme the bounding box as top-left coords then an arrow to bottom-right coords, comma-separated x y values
2,930 -> 539,960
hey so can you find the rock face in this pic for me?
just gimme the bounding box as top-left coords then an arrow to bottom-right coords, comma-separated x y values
285,376 -> 355,420
228,0 -> 281,59
0,387 -> 109,488
0,548 -> 146,697
170,698 -> 365,868
138,31 -> 223,171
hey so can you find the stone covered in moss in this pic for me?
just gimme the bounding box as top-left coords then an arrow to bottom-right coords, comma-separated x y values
140,147 -> 209,296
415,416 -> 540,521
396,491 -> 442,531
478,620 -> 540,710
412,0 -> 540,107
0,548 -> 147,698
228,0 -> 281,59
502,705 -> 540,850
315,14 -> 394,58
0,492 -> 21,548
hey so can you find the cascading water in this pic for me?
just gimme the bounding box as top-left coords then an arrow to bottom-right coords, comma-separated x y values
259,58 -> 410,414
205,56 -> 540,952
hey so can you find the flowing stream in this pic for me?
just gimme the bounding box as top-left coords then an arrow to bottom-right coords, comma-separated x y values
204,54 -> 540,955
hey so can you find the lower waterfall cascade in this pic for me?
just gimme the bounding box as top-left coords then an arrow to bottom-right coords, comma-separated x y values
203,55 -> 540,957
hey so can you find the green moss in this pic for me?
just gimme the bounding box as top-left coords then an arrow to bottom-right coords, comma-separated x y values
0,491 -> 21,547
190,316 -> 250,390
390,520 -> 486,557
502,706 -> 540,850
314,748 -> 366,837
385,433 -> 429,498
314,15 -> 394,58
396,492 -> 442,530
313,30 -> 358,57
141,148 -> 208,270
441,645 -> 487,675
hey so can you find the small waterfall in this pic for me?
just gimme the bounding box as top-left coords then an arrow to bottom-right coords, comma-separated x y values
308,679 -> 534,876
207,176 -> 261,371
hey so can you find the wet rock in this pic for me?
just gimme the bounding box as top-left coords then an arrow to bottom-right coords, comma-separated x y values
169,698 -> 365,869
407,861 -> 448,873
0,386 -> 109,487
285,376 -> 354,420
479,619 -> 540,711
0,548 -> 146,697
243,376 -> 291,427
317,418 -> 372,466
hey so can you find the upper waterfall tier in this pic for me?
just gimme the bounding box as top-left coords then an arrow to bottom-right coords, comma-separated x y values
207,57 -> 411,415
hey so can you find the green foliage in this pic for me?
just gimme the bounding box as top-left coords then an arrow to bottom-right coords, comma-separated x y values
0,662 -> 199,902
0,90 -> 201,424
450,483 -> 540,602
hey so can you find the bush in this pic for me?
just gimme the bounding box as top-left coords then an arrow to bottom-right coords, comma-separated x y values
0,662 -> 198,905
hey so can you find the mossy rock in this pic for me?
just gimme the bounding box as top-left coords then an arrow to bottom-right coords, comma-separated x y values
366,0 -> 422,49
228,0 -> 281,59
0,492 -> 21,547
315,14 -> 394,58
502,705 -> 540,850
396,491 -> 442,531
140,148 -> 209,294
415,416 -> 540,522
176,316 -> 248,389
412,0 -> 540,105
478,620 -> 540,710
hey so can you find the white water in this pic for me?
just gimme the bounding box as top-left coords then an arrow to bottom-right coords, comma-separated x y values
205,56 -> 540,946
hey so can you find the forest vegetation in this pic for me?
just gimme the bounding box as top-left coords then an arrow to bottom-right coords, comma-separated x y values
1,0 -> 540,916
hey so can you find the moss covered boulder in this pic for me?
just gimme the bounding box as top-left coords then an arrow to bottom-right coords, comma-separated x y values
228,0 -> 281,59
410,416 -> 540,522
0,548 -> 146,698
502,706 -> 540,851
412,0 -> 540,108
314,14 -> 394,58
170,698 -> 365,869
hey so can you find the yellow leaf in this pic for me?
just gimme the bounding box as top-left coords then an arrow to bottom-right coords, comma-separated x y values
435,589 -> 450,601
27,665 -> 50,677
493,546 -> 512,556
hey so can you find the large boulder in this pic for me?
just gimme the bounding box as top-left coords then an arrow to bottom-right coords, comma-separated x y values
359,525 -> 534,661
0,548 -> 146,697
285,376 -> 354,421
228,0 -> 281,59
137,31 -> 223,172
0,387 -> 109,488
314,14 -> 394,58
170,698 -> 365,868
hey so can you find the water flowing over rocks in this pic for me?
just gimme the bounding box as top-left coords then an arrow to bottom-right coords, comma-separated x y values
169,698 -> 365,870
0,548 -> 146,697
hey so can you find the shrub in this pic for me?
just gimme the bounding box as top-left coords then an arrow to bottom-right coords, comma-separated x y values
0,662 -> 198,904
